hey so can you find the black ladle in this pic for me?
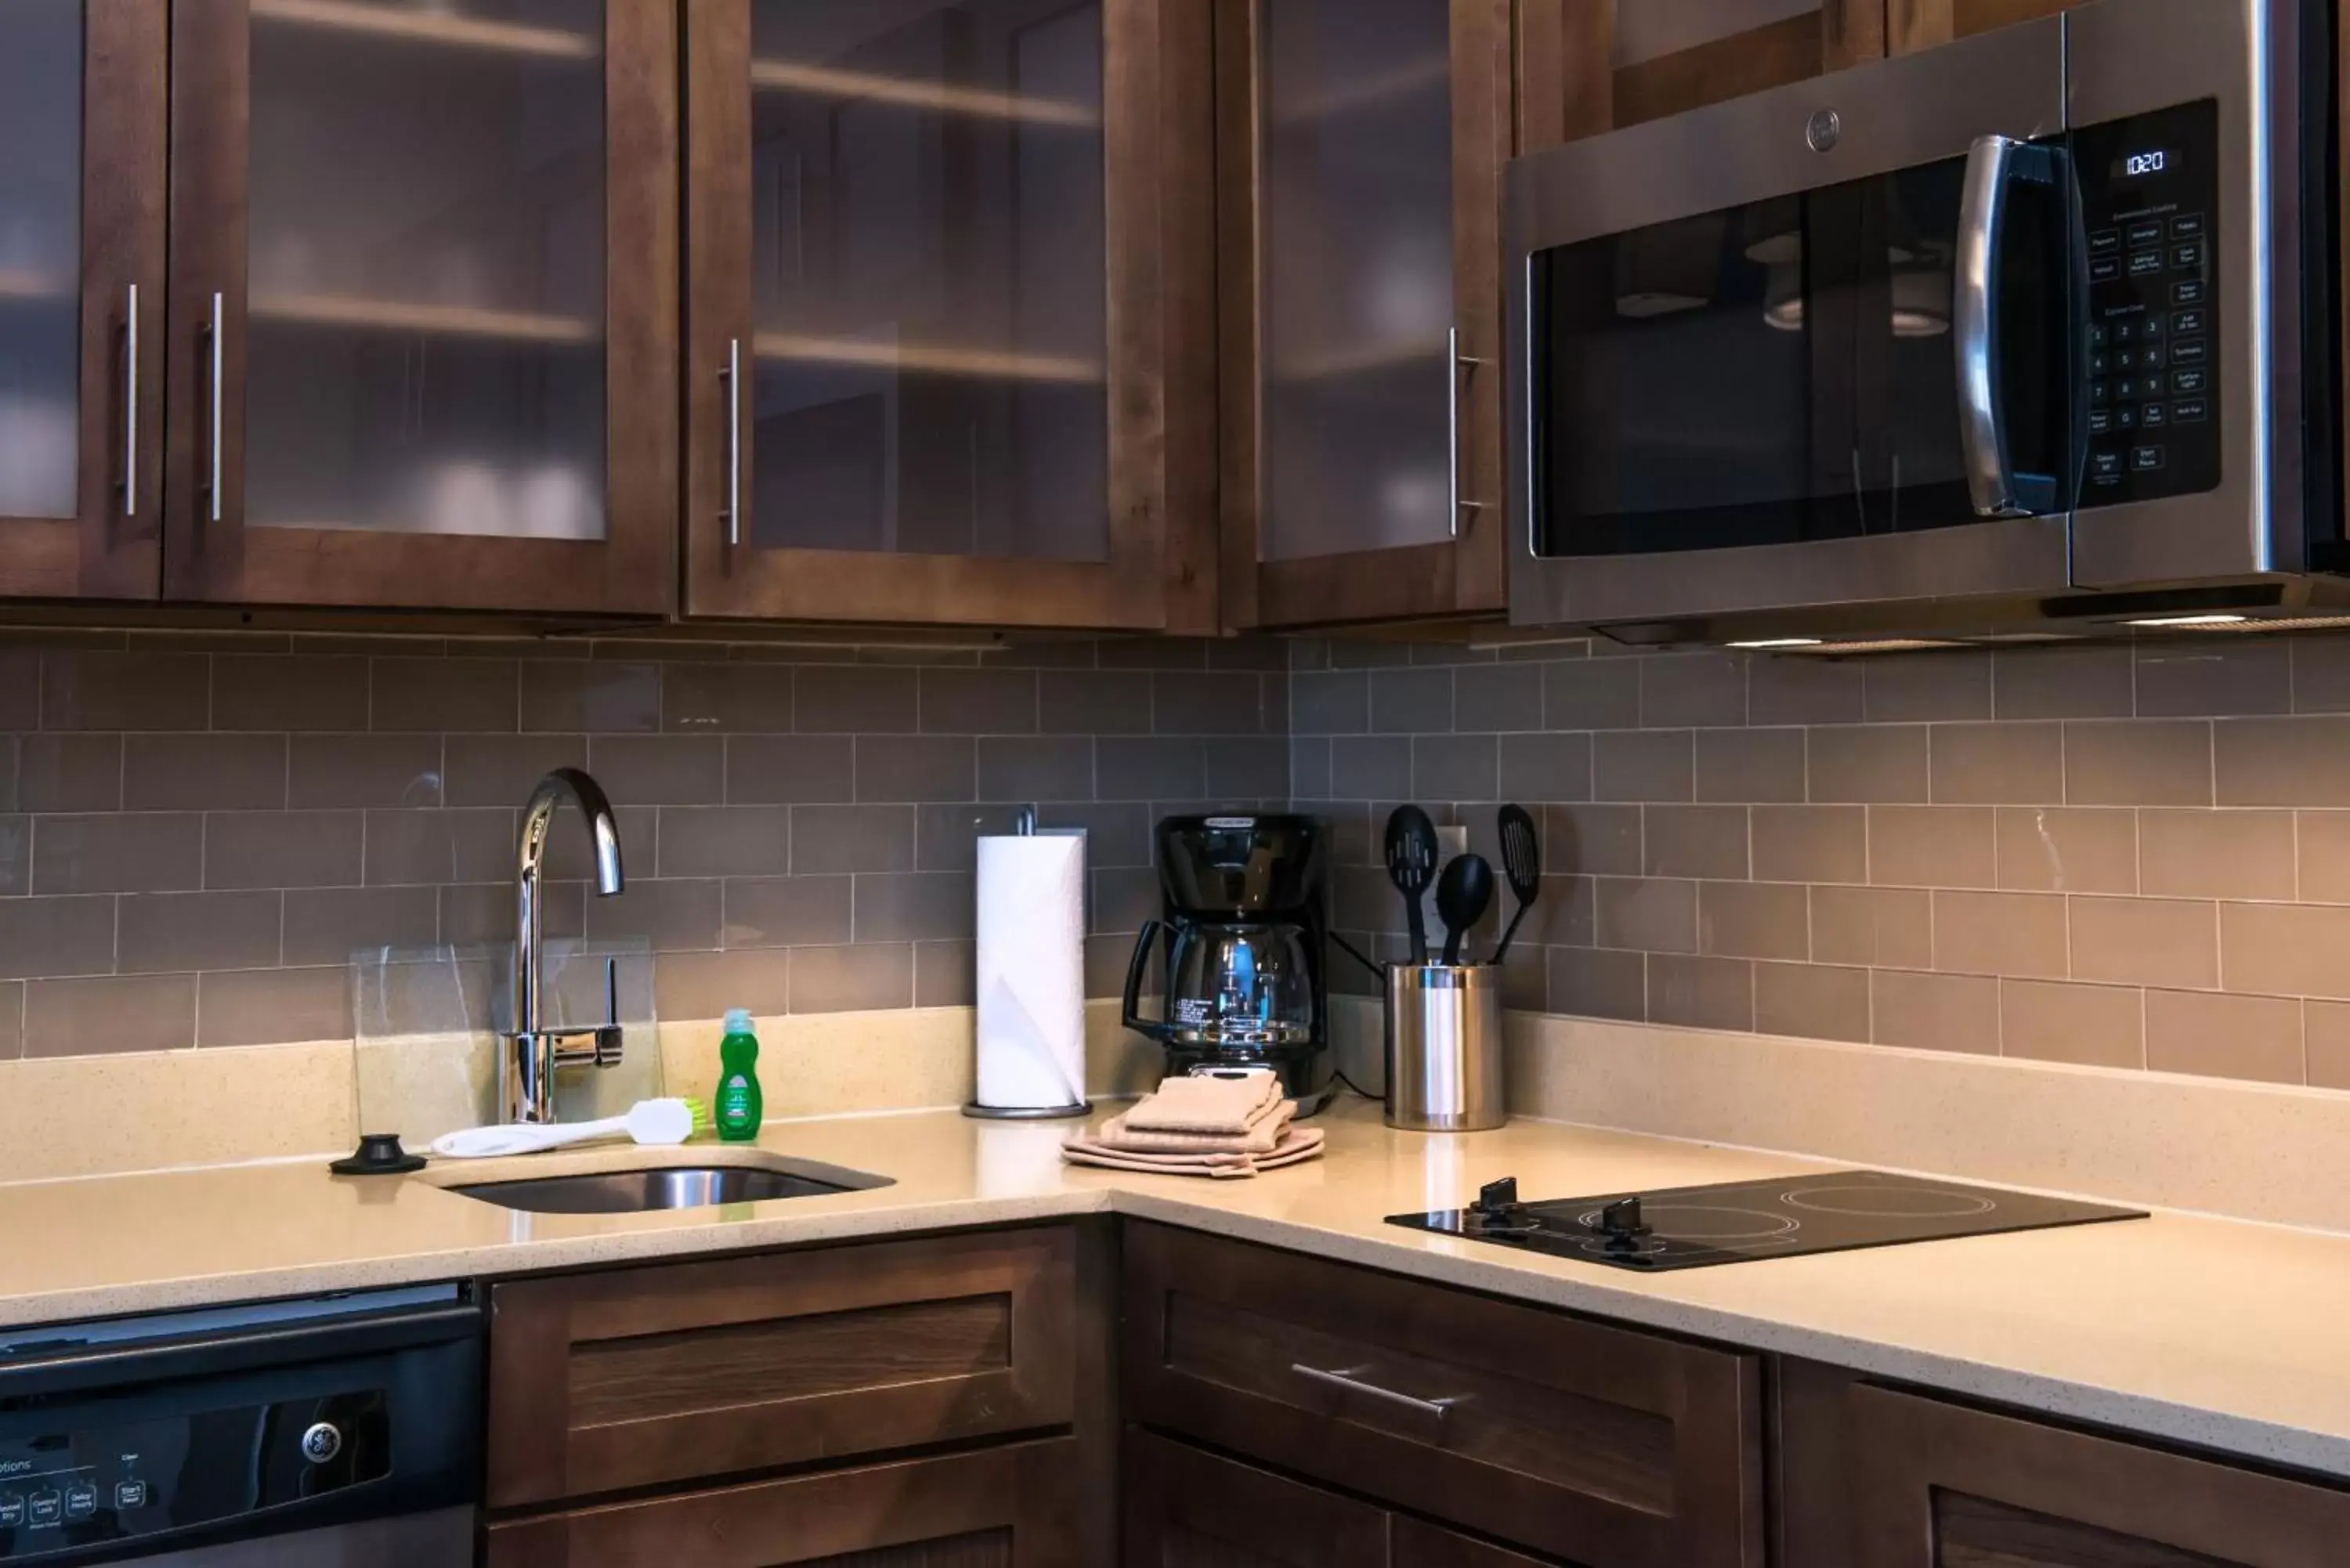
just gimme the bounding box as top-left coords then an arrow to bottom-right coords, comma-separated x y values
1436,852 -> 1495,967
1383,805 -> 1441,964
1490,804 -> 1542,964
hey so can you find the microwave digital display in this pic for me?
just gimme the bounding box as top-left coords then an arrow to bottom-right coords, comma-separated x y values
2115,147 -> 2173,179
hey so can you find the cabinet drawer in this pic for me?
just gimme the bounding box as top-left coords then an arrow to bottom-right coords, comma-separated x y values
488,1226 -> 1076,1508
1123,1223 -> 1762,1568
486,1436 -> 1080,1568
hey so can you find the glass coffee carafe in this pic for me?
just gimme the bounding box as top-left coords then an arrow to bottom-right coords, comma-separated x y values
1159,923 -> 1318,1053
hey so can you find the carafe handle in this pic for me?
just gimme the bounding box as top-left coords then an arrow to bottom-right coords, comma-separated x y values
1120,919 -> 1174,1045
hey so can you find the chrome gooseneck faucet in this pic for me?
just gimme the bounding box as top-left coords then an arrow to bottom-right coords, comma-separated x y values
501,768 -> 627,1125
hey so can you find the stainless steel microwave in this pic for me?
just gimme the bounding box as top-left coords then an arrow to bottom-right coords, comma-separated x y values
1505,0 -> 2340,642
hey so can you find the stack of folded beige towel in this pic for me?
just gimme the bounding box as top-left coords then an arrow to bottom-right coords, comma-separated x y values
1061,1069 -> 1325,1179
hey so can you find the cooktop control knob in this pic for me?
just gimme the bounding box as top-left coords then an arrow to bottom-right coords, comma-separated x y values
1598,1196 -> 1652,1245
1474,1176 -> 1520,1215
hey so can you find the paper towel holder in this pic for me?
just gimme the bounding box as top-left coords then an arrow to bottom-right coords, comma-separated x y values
965,811 -> 1093,1121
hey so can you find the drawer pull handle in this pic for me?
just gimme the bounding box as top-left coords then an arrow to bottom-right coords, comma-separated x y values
1290,1362 -> 1467,1420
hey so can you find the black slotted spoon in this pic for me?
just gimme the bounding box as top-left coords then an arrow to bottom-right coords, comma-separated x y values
1490,804 -> 1541,964
1383,804 -> 1441,965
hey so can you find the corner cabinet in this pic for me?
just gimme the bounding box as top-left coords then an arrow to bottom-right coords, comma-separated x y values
1777,1361 -> 2350,1568
163,0 -> 680,616
0,0 -> 165,600
681,0 -> 1217,633
1217,0 -> 1515,630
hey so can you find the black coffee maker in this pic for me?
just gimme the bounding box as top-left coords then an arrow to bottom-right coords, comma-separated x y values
1120,814 -> 1335,1115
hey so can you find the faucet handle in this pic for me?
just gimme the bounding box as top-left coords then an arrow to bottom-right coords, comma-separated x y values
591,957 -> 624,1067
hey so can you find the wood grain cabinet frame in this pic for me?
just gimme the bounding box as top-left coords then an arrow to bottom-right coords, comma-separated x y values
0,0 -> 167,601
486,1437 -> 1082,1568
1515,0 -> 1888,153
162,0 -> 679,615
1217,0 -> 1515,631
1777,1360 -> 2350,1567
681,0 -> 1216,633
485,1227 -> 1079,1509
1122,1223 -> 1765,1568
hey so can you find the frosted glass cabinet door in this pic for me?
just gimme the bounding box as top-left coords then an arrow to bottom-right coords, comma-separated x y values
164,0 -> 679,614
0,0 -> 165,600
684,0 -> 1215,630
1219,0 -> 1511,630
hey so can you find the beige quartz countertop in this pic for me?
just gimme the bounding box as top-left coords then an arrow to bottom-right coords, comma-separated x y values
6,1100 -> 2349,1478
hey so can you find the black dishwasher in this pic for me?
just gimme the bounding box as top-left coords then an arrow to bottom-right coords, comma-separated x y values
0,1285 -> 480,1565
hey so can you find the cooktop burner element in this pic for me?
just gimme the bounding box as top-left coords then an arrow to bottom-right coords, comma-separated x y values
1388,1171 -> 2146,1270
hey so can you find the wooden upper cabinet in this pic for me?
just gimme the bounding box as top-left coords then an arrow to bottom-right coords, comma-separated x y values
1889,0 -> 2069,56
1517,0 -> 1888,152
681,0 -> 1215,632
1219,0 -> 1514,630
0,0 -> 165,600
162,0 -> 680,615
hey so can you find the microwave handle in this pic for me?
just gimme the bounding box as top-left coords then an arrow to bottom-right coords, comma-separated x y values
1955,135 -> 2034,518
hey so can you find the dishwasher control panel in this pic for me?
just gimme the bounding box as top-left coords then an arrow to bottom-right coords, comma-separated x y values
0,1393 -> 388,1560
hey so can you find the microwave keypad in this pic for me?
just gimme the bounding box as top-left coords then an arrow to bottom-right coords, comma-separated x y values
2072,102 -> 2222,507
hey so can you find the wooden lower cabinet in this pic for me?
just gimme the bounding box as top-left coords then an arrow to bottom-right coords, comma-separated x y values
1777,1360 -> 2350,1567
486,1226 -> 1080,1508
1123,1430 -> 1554,1568
1123,1223 -> 1762,1567
486,1439 -> 1082,1568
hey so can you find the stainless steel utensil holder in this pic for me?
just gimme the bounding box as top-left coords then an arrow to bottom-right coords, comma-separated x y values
1383,963 -> 1506,1132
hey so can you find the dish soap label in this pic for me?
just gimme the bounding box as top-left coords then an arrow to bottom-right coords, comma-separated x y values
715,1008 -> 764,1143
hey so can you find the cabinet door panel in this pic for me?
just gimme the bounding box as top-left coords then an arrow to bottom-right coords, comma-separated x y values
0,0 -> 164,599
1845,1382 -> 2350,1567
1390,1517 -> 1563,1568
486,1227 -> 1076,1508
683,0 -> 1213,630
1891,0 -> 2070,55
1517,1 -> 1884,152
1123,1429 -> 1390,1568
1220,0 -> 1511,628
165,0 -> 678,613
486,1439 -> 1079,1568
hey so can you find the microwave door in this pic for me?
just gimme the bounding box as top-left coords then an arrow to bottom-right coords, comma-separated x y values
1506,16 -> 2070,632
2066,0 -> 2306,588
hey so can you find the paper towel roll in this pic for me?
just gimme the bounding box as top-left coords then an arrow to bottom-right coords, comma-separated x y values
974,830 -> 1090,1113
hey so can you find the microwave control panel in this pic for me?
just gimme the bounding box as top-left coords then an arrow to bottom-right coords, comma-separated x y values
2073,99 -> 2222,507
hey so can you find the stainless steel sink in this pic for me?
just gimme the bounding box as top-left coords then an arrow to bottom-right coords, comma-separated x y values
450,1159 -> 893,1215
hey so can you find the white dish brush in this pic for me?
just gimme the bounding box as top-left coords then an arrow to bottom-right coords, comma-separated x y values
430,1097 -> 710,1160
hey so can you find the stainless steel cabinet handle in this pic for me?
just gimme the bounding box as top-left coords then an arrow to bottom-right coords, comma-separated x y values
1954,135 -> 2026,518
721,338 -> 743,546
1448,327 -> 1491,539
121,284 -> 139,518
204,291 -> 225,526
1291,1361 -> 1468,1419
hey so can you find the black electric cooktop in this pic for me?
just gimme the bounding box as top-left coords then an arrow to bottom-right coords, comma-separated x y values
1388,1171 -> 2147,1271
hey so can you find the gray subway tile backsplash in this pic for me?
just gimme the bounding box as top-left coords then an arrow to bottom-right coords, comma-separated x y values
27,624 -> 2350,1087
1309,630 -> 2350,1085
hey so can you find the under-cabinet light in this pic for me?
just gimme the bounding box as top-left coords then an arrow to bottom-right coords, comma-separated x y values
2124,614 -> 2251,627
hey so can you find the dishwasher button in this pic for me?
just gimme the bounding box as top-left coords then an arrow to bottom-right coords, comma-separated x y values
114,1479 -> 148,1510
26,1489 -> 60,1527
0,1493 -> 23,1527
300,1422 -> 343,1465
63,1483 -> 96,1521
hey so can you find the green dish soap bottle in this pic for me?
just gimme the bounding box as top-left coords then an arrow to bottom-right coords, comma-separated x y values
715,1008 -> 764,1143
